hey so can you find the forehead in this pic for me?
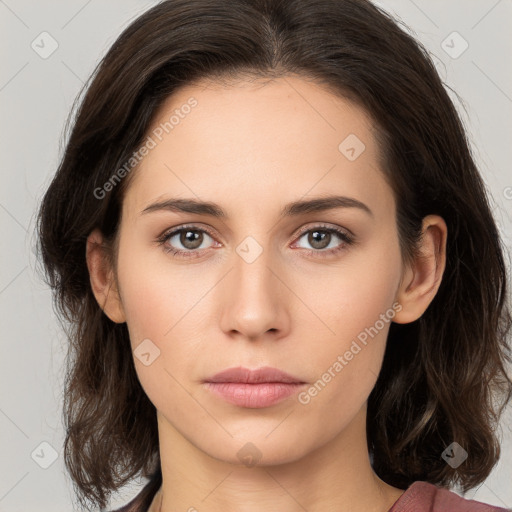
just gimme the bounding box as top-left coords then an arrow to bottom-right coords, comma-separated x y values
122,75 -> 392,220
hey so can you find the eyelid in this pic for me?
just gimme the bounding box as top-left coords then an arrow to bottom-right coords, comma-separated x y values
293,222 -> 354,239
157,223 -> 218,241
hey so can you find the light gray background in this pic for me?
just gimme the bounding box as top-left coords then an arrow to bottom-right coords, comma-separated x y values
1,1 -> 511,511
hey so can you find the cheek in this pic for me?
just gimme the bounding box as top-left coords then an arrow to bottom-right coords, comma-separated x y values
115,234 -> 199,345
295,234 -> 402,407
295,231 -> 402,347
114,236 -> 212,394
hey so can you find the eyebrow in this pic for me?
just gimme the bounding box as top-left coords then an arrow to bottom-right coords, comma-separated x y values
141,195 -> 373,219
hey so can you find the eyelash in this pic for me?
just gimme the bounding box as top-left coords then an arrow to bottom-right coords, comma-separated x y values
156,223 -> 355,259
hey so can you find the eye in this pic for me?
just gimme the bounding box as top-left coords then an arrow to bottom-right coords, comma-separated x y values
157,225 -> 218,258
292,224 -> 354,256
157,223 -> 355,259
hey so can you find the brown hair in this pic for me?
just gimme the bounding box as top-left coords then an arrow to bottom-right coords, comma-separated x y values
37,0 -> 512,510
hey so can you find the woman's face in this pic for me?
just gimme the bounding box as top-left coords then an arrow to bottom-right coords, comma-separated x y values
114,75 -> 405,465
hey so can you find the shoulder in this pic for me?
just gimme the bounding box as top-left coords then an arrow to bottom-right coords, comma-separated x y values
388,481 -> 510,512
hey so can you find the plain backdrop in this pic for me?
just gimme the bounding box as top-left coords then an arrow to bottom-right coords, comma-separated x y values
0,1 -> 511,511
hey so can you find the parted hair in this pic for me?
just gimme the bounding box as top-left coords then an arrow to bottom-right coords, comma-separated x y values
37,0 -> 512,510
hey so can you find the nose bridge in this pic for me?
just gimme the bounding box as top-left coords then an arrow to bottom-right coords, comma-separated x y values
235,239 -> 274,297
220,235 -> 287,338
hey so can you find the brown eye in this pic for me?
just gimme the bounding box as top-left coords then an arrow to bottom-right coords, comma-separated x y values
294,226 -> 353,255
158,226 -> 217,256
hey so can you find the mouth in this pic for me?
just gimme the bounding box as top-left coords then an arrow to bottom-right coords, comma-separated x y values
204,365 -> 305,384
203,366 -> 307,408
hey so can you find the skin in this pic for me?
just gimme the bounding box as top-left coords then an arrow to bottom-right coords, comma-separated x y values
87,75 -> 447,512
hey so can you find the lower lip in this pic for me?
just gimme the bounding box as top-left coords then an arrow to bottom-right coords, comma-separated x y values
204,382 -> 305,408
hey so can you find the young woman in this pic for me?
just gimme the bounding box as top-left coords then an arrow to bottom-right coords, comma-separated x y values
37,1 -> 512,511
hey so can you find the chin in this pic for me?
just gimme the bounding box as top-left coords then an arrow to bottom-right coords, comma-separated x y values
197,430 -> 314,468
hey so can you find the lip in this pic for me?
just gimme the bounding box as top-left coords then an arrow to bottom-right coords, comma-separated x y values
203,366 -> 306,408
205,366 -> 304,384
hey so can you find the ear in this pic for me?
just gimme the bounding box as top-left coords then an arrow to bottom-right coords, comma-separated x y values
85,228 -> 126,323
393,215 -> 447,324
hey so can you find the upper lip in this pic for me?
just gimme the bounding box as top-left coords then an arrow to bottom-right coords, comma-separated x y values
205,366 -> 305,384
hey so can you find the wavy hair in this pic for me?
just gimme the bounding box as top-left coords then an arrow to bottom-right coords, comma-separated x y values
37,0 -> 512,509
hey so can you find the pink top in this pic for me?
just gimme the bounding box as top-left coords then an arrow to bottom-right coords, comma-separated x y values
388,481 -> 510,512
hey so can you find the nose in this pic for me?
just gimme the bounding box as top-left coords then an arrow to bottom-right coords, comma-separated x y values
218,242 -> 291,341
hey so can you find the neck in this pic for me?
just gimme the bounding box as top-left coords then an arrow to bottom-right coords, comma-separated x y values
153,404 -> 404,512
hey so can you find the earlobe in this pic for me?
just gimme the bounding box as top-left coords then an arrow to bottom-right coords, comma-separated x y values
393,215 -> 447,324
86,228 -> 126,323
